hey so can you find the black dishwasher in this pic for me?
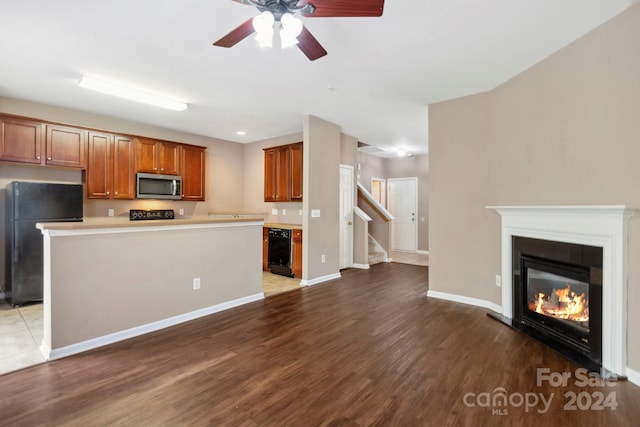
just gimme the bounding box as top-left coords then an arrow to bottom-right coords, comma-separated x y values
268,228 -> 294,277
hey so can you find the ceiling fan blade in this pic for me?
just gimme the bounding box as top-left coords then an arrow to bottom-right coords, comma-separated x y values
213,18 -> 255,48
297,26 -> 327,61
298,0 -> 384,17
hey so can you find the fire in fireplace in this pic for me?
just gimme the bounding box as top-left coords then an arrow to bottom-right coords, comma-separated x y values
521,255 -> 595,357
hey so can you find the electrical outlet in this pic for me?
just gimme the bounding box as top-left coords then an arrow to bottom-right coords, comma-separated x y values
321,255 -> 326,263
271,208 -> 278,215
299,209 -> 303,216
495,275 -> 501,287
179,208 -> 184,216
311,209 -> 321,218
193,278 -> 201,290
282,209 -> 286,215
108,208 -> 114,217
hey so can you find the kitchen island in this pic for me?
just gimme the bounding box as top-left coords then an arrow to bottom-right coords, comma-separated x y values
37,217 -> 264,360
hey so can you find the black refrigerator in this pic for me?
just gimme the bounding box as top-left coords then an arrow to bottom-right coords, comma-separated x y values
6,182 -> 83,306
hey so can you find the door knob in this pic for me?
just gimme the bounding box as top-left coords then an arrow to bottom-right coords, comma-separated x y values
348,221 -> 353,225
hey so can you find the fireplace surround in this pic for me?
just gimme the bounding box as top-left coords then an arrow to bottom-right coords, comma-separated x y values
488,206 -> 634,377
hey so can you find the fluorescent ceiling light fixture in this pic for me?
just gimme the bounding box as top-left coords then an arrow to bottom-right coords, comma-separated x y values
397,148 -> 407,157
79,76 -> 187,111
236,131 -> 246,135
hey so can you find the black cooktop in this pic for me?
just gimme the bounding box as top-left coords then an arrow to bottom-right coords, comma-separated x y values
129,209 -> 175,221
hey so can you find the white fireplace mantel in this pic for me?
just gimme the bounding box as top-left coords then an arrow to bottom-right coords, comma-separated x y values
487,205 -> 635,376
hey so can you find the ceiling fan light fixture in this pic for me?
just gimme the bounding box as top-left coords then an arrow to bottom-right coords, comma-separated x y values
78,76 -> 187,111
253,11 -> 275,48
280,13 -> 303,49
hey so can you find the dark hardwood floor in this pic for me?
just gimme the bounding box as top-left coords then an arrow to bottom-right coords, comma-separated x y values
1,263 -> 639,426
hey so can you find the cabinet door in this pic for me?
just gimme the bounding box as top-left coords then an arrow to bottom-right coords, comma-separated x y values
181,145 -> 206,201
292,229 -> 302,278
159,141 -> 180,175
262,227 -> 269,271
113,136 -> 136,199
264,148 -> 277,202
289,143 -> 303,201
136,138 -> 158,173
86,132 -> 113,199
0,116 -> 43,164
275,146 -> 290,202
45,124 -> 86,168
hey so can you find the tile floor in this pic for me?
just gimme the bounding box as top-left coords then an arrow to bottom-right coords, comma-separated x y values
0,300 -> 45,376
262,271 -> 302,297
390,250 -> 429,266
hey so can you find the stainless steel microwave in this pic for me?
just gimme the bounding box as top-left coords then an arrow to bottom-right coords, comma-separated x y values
136,173 -> 182,200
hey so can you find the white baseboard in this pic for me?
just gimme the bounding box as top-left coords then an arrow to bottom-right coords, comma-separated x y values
417,250 -> 429,255
300,272 -> 342,287
626,367 -> 640,386
427,290 -> 502,313
46,292 -> 265,361
351,263 -> 370,269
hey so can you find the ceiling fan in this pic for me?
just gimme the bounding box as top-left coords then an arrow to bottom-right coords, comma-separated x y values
213,0 -> 385,61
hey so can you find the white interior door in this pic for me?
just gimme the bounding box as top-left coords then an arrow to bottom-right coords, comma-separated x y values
388,177 -> 417,252
339,165 -> 354,269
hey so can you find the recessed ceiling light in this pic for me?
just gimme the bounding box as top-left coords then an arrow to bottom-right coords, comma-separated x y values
236,131 -> 246,135
78,76 -> 187,111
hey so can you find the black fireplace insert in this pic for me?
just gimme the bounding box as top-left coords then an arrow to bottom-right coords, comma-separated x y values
509,237 -> 603,370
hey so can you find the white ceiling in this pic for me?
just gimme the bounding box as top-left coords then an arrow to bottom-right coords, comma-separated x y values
0,0 -> 632,157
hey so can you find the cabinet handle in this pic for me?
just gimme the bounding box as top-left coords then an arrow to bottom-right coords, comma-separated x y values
47,157 -> 52,161
114,191 -> 118,196
36,155 -> 40,160
106,191 -> 110,196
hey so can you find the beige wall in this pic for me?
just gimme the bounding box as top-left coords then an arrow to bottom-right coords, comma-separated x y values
303,115 -> 341,280
46,224 -> 262,349
429,3 -> 640,371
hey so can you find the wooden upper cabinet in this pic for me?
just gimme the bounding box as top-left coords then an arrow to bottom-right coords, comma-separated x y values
87,133 -> 135,200
135,137 -> 157,173
159,141 -> 180,175
264,148 -> 277,202
0,116 -> 43,164
86,132 -> 112,199
112,136 -> 136,199
180,144 -> 206,201
263,142 -> 303,202
45,124 -> 86,168
275,146 -> 291,202
289,143 -> 303,201
136,138 -> 180,175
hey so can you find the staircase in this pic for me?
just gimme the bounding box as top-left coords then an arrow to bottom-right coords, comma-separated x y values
368,237 -> 384,266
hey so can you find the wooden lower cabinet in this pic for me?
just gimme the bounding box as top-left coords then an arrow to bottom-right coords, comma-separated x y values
292,229 -> 302,278
262,227 -> 269,271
